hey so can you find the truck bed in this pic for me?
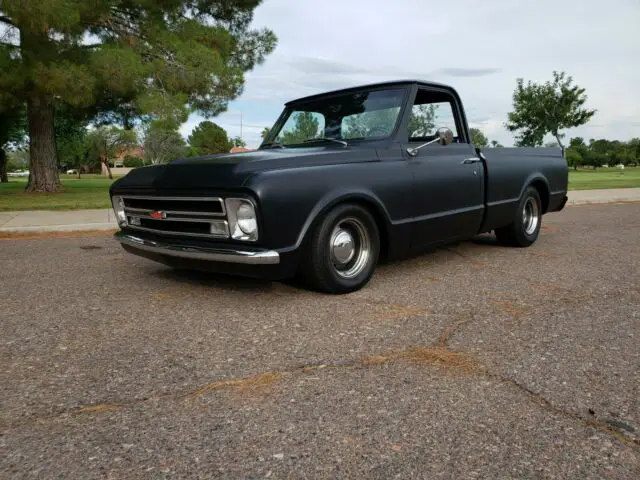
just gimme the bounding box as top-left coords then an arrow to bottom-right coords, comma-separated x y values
479,146 -> 568,233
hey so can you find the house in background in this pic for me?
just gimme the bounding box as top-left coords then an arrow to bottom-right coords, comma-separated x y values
230,146 -> 253,153
101,146 -> 144,176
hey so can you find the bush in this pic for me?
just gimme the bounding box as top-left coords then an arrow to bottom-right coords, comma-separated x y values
123,155 -> 144,168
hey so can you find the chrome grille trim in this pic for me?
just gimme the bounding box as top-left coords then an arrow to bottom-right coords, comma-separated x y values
121,195 -> 226,216
124,211 -> 222,224
124,224 -> 230,239
123,207 -> 223,218
120,195 -> 229,239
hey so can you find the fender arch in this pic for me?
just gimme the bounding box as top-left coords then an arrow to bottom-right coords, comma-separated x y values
519,173 -> 551,213
291,188 -> 393,255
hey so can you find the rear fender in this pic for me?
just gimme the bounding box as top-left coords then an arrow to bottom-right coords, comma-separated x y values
520,173 -> 551,212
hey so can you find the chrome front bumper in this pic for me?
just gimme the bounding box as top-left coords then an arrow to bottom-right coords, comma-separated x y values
115,231 -> 280,265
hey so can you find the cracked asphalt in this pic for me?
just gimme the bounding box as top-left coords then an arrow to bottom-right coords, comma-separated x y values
1,203 -> 639,479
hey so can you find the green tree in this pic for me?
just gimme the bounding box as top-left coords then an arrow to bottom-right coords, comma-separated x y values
505,71 -> 596,153
260,127 -> 271,140
188,121 -> 233,155
0,108 -> 27,183
566,137 -> 588,170
123,155 -> 144,168
470,128 -> 488,147
86,126 -> 137,179
627,138 -> 640,166
7,150 -> 29,170
280,112 -> 321,144
0,1 -> 277,192
54,106 -> 93,177
586,138 -> 611,170
232,136 -> 247,148
490,140 -> 504,148
407,104 -> 436,138
341,107 -> 404,139
564,148 -> 582,170
143,120 -> 186,164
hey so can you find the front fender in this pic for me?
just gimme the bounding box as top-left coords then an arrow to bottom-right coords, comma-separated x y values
245,160 -> 412,254
287,188 -> 393,252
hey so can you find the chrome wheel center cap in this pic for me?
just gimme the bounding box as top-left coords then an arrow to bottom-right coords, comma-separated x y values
331,229 -> 355,265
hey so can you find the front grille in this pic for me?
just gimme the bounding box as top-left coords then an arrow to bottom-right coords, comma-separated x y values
122,195 -> 229,239
138,218 -> 213,235
122,195 -> 225,216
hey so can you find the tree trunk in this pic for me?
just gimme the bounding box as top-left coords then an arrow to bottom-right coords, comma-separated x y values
102,161 -> 113,179
25,94 -> 60,192
0,148 -> 8,183
554,135 -> 565,158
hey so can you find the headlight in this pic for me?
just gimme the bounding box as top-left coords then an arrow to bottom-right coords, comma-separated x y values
225,198 -> 258,241
111,195 -> 127,226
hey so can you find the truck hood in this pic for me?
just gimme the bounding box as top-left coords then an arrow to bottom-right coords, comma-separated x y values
111,146 -> 378,192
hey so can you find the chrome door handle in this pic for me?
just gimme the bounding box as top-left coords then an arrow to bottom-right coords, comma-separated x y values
461,157 -> 481,164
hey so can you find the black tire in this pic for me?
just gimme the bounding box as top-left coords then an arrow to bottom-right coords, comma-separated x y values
300,203 -> 380,294
495,186 -> 542,247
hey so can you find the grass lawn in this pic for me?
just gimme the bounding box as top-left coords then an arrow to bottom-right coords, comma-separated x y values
568,167 -> 640,190
0,175 -> 116,211
1,168 -> 639,212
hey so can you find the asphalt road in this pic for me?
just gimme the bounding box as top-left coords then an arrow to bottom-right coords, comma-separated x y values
1,203 -> 639,479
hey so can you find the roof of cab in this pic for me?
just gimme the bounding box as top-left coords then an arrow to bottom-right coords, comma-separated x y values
285,79 -> 456,105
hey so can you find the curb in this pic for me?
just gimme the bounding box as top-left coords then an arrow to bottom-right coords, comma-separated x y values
567,199 -> 640,206
0,222 -> 117,233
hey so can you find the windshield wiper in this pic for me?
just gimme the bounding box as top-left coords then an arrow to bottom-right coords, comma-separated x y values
302,137 -> 348,147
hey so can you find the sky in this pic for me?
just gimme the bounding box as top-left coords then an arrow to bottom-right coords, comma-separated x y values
179,0 -> 640,149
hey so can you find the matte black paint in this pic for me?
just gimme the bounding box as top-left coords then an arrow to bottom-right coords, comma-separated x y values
110,80 -> 568,276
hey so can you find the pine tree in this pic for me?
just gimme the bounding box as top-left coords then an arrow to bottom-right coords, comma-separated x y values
0,1 -> 277,191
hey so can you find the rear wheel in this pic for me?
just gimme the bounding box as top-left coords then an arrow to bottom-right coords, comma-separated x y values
495,186 -> 542,247
300,203 -> 380,294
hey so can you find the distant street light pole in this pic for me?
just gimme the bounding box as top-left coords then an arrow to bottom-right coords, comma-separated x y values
225,109 -> 243,140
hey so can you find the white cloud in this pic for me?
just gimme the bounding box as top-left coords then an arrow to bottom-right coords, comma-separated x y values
181,0 -> 640,148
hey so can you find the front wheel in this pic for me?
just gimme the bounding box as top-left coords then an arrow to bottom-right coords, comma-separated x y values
300,203 -> 380,294
495,186 -> 542,247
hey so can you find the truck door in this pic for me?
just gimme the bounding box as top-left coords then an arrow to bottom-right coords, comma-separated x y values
401,88 -> 485,249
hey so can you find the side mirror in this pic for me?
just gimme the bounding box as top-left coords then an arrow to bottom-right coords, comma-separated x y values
406,126 -> 454,156
436,127 -> 454,146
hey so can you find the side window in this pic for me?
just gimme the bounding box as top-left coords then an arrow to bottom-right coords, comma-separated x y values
407,90 -> 460,142
275,111 -> 325,145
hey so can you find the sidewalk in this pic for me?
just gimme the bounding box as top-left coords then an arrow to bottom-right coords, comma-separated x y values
565,188 -> 640,205
0,208 -> 117,233
1,188 -> 639,233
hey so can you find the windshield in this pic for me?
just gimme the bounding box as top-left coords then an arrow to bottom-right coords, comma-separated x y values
263,87 -> 406,147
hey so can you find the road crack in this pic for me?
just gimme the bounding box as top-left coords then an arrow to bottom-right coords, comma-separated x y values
3,305 -> 638,452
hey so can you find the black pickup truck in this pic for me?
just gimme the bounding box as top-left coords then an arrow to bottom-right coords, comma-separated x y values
110,80 -> 568,293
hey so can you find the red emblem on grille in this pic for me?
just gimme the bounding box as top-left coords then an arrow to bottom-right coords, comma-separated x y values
150,211 -> 166,219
